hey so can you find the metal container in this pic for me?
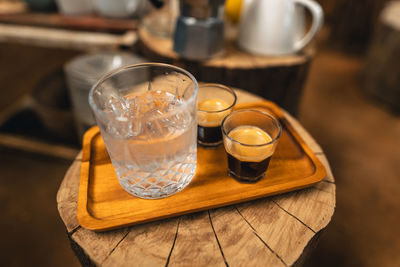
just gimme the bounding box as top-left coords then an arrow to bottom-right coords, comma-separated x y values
173,0 -> 225,60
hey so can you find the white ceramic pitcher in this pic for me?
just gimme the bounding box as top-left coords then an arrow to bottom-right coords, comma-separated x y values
238,0 -> 323,55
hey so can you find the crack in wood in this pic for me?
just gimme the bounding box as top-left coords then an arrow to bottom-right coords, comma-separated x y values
235,206 -> 288,267
271,199 -> 316,233
208,210 -> 229,267
253,231 -> 288,267
98,228 -> 132,265
234,206 -> 256,232
107,229 -> 131,257
69,225 -> 81,235
165,217 -> 181,267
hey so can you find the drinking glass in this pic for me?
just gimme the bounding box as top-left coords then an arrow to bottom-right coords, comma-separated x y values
222,109 -> 282,182
89,63 -> 198,199
197,83 -> 237,147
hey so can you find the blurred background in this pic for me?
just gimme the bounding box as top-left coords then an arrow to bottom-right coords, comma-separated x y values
0,0 -> 399,266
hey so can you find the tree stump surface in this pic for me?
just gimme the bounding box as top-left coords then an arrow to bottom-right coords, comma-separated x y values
364,1 -> 400,112
57,90 -> 336,267
137,26 -> 314,116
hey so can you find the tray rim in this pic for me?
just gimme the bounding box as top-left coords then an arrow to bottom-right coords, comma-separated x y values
77,101 -> 327,231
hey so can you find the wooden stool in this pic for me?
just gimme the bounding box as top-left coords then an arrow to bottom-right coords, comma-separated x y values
364,1 -> 400,112
138,27 -> 314,116
57,90 -> 335,267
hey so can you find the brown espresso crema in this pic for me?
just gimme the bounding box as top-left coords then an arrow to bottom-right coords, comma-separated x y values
197,99 -> 231,145
225,125 -> 274,181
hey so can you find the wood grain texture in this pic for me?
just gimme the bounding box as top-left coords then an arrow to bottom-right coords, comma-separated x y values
72,227 -> 130,266
138,26 -> 313,115
102,218 -> 179,267
236,199 -> 315,266
272,181 -> 335,233
168,212 -> 225,267
57,90 -> 335,266
57,159 -> 81,232
209,206 -> 286,267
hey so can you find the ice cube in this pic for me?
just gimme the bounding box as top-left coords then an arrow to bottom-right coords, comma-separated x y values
163,109 -> 191,131
102,95 -> 134,138
125,95 -> 142,136
108,95 -> 128,117
109,90 -> 190,139
144,114 -> 170,138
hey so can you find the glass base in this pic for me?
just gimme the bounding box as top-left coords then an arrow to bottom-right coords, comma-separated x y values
116,152 -> 197,199
197,140 -> 223,148
228,170 -> 265,183
120,174 -> 194,199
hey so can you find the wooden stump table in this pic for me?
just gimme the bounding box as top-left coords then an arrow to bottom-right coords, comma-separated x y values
57,90 -> 335,267
138,27 -> 314,116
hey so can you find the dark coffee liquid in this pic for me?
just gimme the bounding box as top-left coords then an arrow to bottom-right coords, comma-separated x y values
197,125 -> 222,145
227,154 -> 271,182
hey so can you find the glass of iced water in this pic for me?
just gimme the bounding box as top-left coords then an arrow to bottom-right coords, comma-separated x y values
89,63 -> 198,199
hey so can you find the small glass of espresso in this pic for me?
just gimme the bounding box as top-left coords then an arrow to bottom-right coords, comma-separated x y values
197,84 -> 237,147
221,109 -> 282,182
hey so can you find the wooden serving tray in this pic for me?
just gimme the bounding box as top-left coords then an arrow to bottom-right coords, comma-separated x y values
78,101 -> 326,231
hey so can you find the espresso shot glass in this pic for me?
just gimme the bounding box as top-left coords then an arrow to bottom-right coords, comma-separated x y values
222,109 -> 282,182
197,84 -> 237,147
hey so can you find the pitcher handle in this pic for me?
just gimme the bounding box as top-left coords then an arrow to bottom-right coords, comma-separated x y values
293,0 -> 324,51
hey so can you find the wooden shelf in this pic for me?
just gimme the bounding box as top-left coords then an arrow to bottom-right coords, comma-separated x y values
0,23 -> 137,50
0,12 -> 139,50
0,12 -> 138,32
0,132 -> 79,160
